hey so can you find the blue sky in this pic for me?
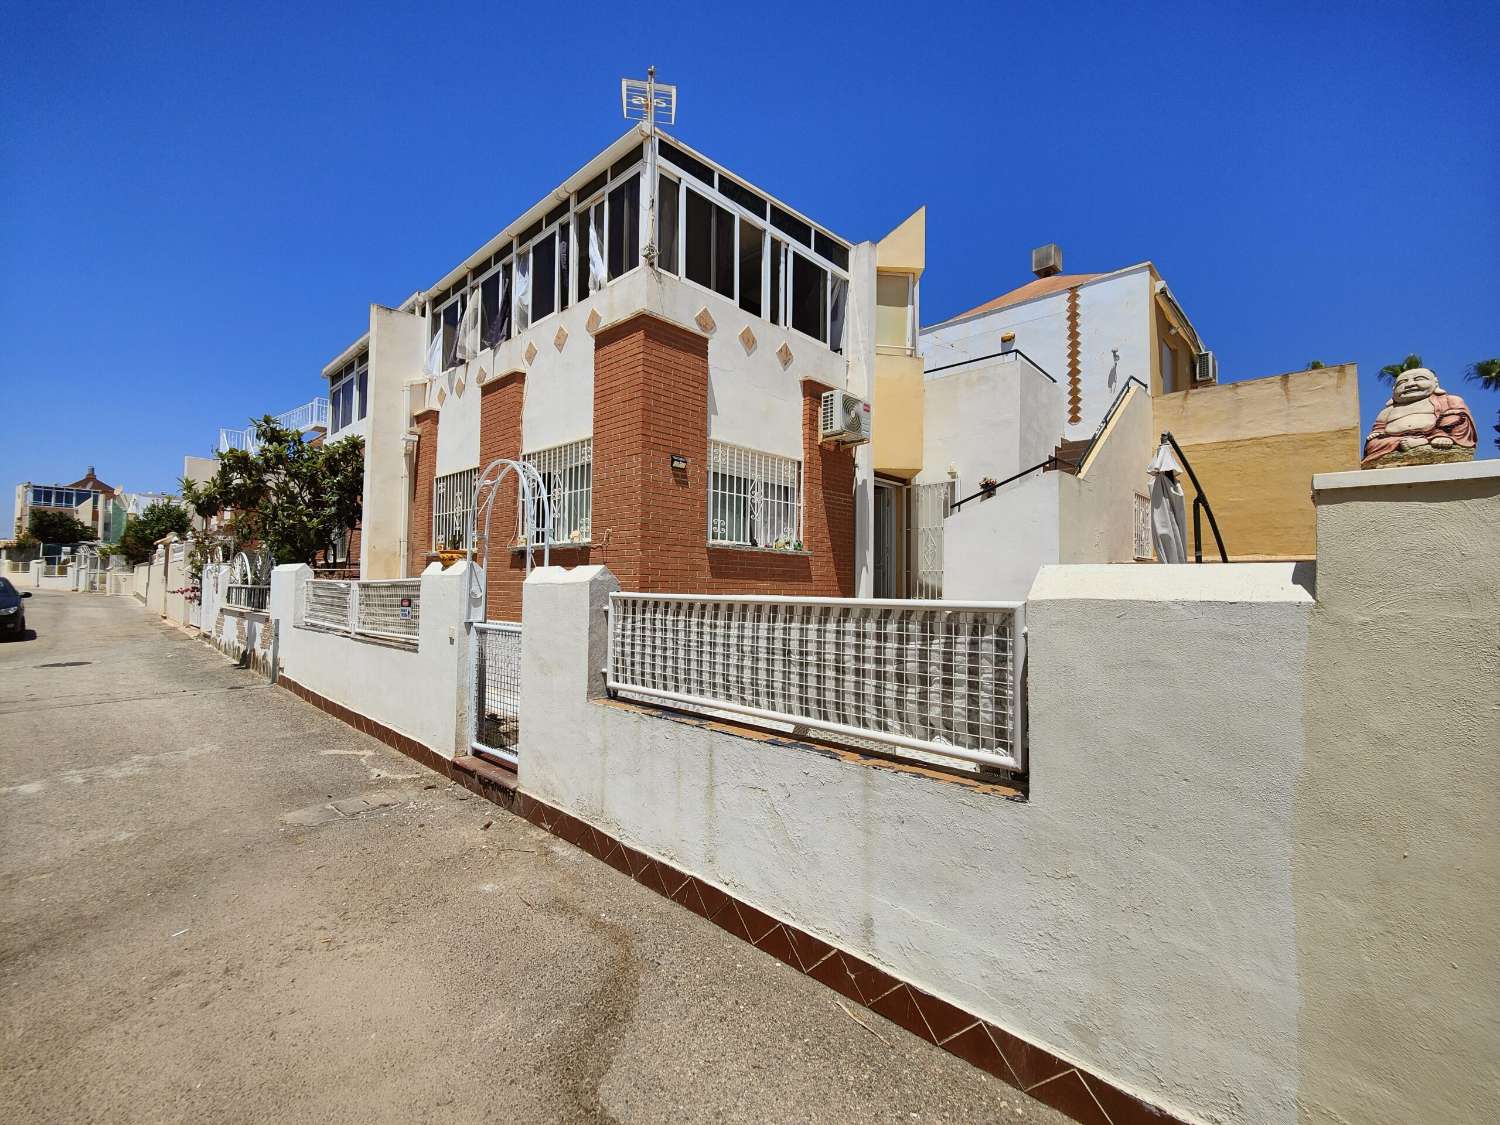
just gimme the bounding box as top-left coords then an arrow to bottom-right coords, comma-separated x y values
3,0 -> 1496,530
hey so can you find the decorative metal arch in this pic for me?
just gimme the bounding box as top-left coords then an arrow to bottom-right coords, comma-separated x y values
463,458 -> 551,622
230,549 -> 273,587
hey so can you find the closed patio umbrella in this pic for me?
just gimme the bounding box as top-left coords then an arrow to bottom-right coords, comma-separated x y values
1147,441 -> 1187,564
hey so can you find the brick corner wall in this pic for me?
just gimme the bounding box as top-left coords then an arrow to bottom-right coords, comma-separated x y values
408,408 -> 439,578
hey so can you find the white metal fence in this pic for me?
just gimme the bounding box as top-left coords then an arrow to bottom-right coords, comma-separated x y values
606,593 -> 1025,772
470,621 -> 523,763
226,584 -> 270,610
301,578 -> 421,646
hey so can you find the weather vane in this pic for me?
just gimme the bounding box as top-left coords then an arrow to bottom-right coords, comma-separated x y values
620,66 -> 678,269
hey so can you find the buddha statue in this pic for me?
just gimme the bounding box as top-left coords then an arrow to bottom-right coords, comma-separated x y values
1362,367 -> 1477,468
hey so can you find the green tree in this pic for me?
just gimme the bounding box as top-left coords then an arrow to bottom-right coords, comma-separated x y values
1377,353 -> 1423,383
28,509 -> 97,545
188,416 -> 364,566
1306,359 -> 1325,369
118,500 -> 192,565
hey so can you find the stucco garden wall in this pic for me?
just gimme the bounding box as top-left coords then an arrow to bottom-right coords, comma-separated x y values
1295,460 -> 1499,1125
518,563 -> 1317,1125
269,561 -> 471,758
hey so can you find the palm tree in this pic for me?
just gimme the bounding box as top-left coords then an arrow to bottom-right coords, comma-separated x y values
1377,354 -> 1423,383
1466,358 -> 1500,392
1466,358 -> 1500,444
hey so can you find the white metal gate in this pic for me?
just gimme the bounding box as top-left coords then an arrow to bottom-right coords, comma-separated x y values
470,621 -> 522,763
461,457 -> 552,765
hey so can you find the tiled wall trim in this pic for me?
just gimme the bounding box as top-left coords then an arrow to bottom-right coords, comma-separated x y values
275,679 -> 1181,1125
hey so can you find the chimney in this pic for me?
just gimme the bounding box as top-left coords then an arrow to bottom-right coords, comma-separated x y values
1031,243 -> 1063,278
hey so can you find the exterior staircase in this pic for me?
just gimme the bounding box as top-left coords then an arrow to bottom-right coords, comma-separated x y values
1050,438 -> 1090,474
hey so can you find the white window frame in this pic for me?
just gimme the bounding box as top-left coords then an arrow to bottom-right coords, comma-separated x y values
708,441 -> 803,551
522,438 -> 593,546
656,146 -> 850,352
329,354 -> 368,435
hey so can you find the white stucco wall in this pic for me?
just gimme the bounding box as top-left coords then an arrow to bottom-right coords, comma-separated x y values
942,473 -> 1060,602
917,352 -> 1061,491
922,267 -> 1155,441
1058,383 -> 1155,563
1295,459 -> 1500,1125
365,306 -> 427,579
519,562 -> 1316,1125
270,561 -> 471,757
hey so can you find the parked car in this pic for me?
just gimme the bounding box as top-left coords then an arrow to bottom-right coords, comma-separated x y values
0,577 -> 31,638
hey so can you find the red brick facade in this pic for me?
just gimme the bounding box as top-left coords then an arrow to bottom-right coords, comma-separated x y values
477,370 -> 592,621
407,409 -> 439,578
470,311 -> 855,616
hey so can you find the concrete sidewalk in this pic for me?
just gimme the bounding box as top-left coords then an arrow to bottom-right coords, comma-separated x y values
0,590 -> 1067,1124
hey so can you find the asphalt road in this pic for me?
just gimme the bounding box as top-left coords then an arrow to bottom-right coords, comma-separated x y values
0,590 -> 1068,1124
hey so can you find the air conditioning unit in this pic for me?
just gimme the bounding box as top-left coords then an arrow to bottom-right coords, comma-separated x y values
1192,350 -> 1218,385
819,390 -> 872,445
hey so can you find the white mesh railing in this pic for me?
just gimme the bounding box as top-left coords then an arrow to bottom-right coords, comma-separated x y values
355,580 -> 421,643
607,594 -> 1025,772
302,578 -> 421,647
304,579 -> 353,630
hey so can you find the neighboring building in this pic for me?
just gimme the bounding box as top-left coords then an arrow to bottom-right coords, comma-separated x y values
324,126 -> 903,618
912,246 -> 1361,597
13,467 -> 115,540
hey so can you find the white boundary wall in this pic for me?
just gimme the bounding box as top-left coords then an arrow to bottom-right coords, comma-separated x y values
518,564 -> 1313,1124
269,561 -> 471,757
514,455 -> 1499,1125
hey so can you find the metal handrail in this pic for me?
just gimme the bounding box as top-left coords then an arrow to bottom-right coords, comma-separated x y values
1161,431 -> 1229,564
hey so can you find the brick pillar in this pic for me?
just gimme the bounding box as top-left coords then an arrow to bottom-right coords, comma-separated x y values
801,381 -> 857,597
408,409 -> 438,577
477,371 -> 527,620
591,313 -> 710,592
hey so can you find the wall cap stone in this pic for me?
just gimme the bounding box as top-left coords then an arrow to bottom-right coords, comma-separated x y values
1028,561 -> 1314,604
1312,458 -> 1500,493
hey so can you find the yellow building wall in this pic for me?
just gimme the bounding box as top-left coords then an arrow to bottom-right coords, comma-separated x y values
873,207 -> 926,479
1153,364 -> 1360,559
873,353 -> 925,478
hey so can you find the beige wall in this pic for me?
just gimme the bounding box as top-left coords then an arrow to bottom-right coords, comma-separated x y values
1296,460 -> 1500,1125
873,208 -> 925,480
364,305 -> 427,579
872,353 -> 924,477
1154,364 -> 1361,559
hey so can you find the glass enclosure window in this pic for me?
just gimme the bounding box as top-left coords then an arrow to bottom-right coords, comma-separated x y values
657,173 -> 678,274
790,252 -> 828,343
532,232 -> 557,322
684,188 -> 734,300
738,219 -> 763,317
607,173 -> 640,280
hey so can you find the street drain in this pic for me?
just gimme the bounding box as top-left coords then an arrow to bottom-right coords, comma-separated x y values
37,661 -> 91,669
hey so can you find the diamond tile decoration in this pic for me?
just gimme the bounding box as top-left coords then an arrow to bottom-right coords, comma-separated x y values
524,341 -> 538,365
554,326 -> 568,351
694,306 -> 717,334
436,387 -> 447,405
776,341 -> 793,369
738,325 -> 756,354
454,375 -> 466,397
585,309 -> 602,334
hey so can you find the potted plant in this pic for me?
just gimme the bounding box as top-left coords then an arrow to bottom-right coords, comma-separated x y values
436,529 -> 466,567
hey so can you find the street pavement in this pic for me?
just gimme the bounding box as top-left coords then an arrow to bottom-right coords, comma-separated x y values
0,589 -> 1068,1124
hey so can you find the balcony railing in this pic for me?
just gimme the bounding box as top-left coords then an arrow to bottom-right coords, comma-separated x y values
217,397 -> 330,454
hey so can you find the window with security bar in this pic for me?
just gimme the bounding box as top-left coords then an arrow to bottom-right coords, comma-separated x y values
708,442 -> 802,550
433,467 -> 478,551
523,438 -> 592,545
